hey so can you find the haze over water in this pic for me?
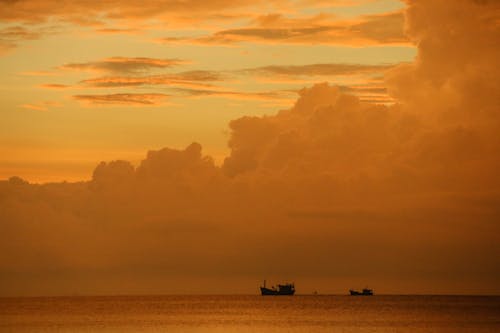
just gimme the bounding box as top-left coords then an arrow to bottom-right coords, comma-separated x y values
1,295 -> 499,332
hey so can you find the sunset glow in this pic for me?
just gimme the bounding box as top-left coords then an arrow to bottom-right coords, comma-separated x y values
1,0 -> 413,182
1,0 -> 499,299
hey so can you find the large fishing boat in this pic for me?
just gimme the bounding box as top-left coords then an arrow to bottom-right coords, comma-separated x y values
349,288 -> 373,296
260,280 -> 295,295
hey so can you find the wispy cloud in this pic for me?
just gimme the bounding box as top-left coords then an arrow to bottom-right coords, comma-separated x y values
159,11 -> 408,46
73,93 -> 169,106
0,24 -> 62,54
20,101 -> 62,111
94,28 -> 140,35
175,87 -> 296,102
80,70 -> 224,88
0,25 -> 41,53
60,60 -> 393,104
19,70 -> 61,77
40,83 -> 71,89
242,63 -> 394,102
244,63 -> 394,76
0,0 -> 270,25
60,57 -> 188,74
0,1 -> 409,56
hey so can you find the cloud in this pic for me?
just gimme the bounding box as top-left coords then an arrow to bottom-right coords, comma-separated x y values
94,28 -> 140,35
0,25 -> 41,53
0,0 -> 276,24
73,67 -> 296,104
174,87 -> 296,103
73,93 -> 169,106
0,24 -> 62,54
20,104 -> 48,111
0,0 -> 379,26
160,11 -> 408,46
19,70 -> 60,76
0,1 -> 408,54
40,83 -> 70,89
80,70 -> 224,88
20,101 -> 62,111
386,0 -> 500,123
1,0 -> 500,296
349,11 -> 408,43
240,64 -> 394,103
221,83 -> 402,177
135,143 -> 218,182
74,62 -> 391,102
60,57 -> 188,74
245,63 -> 393,76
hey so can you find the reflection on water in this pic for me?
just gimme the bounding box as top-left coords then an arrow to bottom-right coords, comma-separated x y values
0,295 -> 499,332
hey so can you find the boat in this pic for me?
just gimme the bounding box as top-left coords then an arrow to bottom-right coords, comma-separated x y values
349,288 -> 373,296
260,280 -> 295,295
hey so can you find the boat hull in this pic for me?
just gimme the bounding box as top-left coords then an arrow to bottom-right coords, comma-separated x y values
350,289 -> 373,296
260,287 -> 295,296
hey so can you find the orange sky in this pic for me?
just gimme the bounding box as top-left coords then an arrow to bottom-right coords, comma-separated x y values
0,0 -> 499,296
0,0 -> 413,183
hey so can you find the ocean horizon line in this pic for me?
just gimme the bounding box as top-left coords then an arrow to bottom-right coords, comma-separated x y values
2,293 -> 499,298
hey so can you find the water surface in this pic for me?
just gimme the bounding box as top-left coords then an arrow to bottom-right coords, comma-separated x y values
1,295 -> 499,332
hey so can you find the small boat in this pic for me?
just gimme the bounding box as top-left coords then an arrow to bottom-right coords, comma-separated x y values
260,280 -> 295,296
349,288 -> 373,296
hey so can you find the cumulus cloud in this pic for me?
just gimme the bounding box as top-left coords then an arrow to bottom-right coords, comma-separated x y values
1,0 -> 499,296
386,1 -> 500,115
222,83 -> 404,177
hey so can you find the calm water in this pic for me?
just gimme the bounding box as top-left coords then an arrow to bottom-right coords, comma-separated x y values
0,295 -> 499,332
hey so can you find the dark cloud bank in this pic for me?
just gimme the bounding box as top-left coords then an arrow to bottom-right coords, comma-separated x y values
1,0 -> 499,296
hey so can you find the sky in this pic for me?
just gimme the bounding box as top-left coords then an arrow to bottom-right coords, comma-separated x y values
0,0 -> 499,296
0,0 -> 413,183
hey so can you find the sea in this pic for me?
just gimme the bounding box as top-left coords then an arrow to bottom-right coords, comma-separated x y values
0,295 -> 499,332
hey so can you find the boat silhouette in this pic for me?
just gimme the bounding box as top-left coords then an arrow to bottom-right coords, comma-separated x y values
349,288 -> 373,296
260,280 -> 295,295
